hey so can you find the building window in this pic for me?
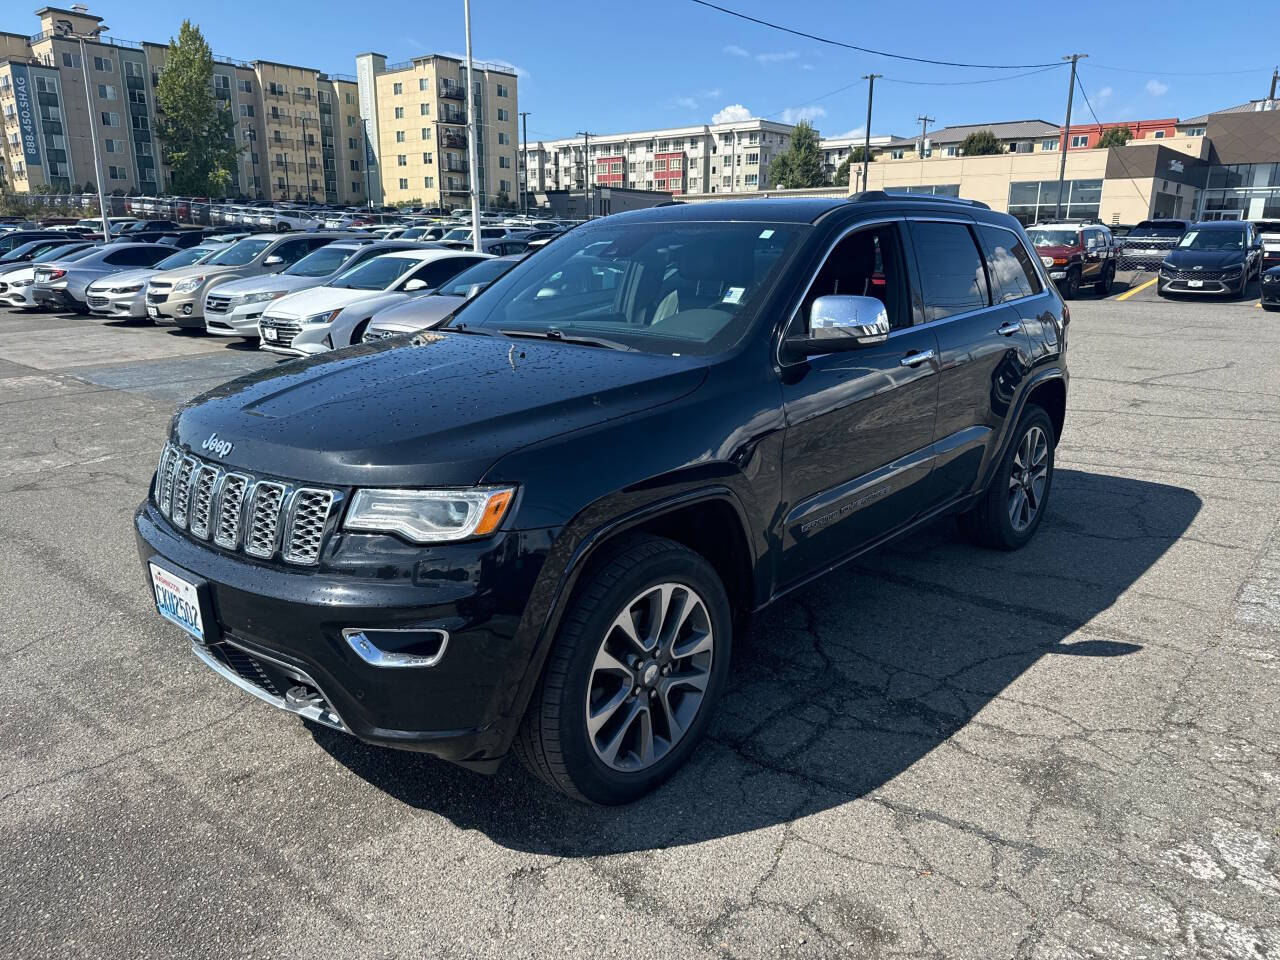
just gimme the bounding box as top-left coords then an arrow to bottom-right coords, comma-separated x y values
350,159 -> 361,171
1186,126 -> 1206,137
424,176 -> 434,187
1041,139 -> 1058,151
395,130 -> 405,142
1007,178 -> 1102,225
108,165 -> 127,180
422,152 -> 433,164
94,56 -> 113,72
97,83 -> 117,101
744,153 -> 757,165
62,52 -> 81,68
125,60 -> 143,77
394,106 -> 404,119
397,155 -> 407,166
943,146 -> 959,157
392,82 -> 403,94
1070,134 -> 1089,148
500,179 -> 511,193
239,79 -> 252,93
132,115 -> 149,131
101,112 -> 120,127
348,137 -> 358,149
418,78 -> 429,91
239,104 -> 254,117
352,180 -> 361,192
420,103 -> 430,116
496,83 -> 509,97
745,173 -> 758,185
498,132 -> 509,145
497,108 -> 510,121
398,178 -> 408,189
1153,130 -> 1166,139
421,127 -> 430,139
104,139 -> 123,153
499,155 -> 510,168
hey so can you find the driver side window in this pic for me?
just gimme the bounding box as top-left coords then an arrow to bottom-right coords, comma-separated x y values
798,222 -> 910,332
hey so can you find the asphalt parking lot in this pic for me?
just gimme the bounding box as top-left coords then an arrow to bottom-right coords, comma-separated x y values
1,288 -> 1277,959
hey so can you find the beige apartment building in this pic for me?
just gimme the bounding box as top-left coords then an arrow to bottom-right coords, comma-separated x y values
0,5 -> 367,203
356,52 -> 518,209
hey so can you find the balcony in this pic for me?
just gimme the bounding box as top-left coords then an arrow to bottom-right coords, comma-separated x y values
439,108 -> 466,126
442,180 -> 470,194
439,129 -> 467,149
443,159 -> 467,173
439,82 -> 465,100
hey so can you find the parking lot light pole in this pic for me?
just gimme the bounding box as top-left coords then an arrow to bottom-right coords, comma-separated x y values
463,0 -> 482,252
71,27 -> 111,242
520,110 -> 530,216
1055,53 -> 1087,220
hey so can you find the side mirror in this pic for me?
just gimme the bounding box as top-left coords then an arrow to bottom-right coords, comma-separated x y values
403,278 -> 429,292
787,296 -> 890,355
263,254 -> 284,268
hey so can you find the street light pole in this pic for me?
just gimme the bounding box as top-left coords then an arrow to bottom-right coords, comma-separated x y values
72,29 -> 111,242
300,116 -> 313,202
577,130 -> 594,218
463,0 -> 482,252
519,110 -> 530,216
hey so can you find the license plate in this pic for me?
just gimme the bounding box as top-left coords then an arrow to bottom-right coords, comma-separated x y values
149,562 -> 205,642
147,305 -> 159,317
263,327 -> 277,341
1188,279 -> 1203,288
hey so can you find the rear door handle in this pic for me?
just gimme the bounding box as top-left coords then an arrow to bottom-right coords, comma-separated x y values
996,321 -> 1022,337
899,348 -> 935,368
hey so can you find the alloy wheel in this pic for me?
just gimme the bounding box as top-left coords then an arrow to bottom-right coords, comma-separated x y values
1008,424 -> 1049,533
585,582 -> 714,772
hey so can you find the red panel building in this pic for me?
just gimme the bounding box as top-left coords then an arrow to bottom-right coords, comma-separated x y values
594,155 -> 625,187
654,151 -> 685,195
1062,118 -> 1178,150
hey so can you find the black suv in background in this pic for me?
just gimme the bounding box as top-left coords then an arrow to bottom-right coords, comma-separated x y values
136,194 -> 1069,804
1158,220 -> 1262,298
1120,219 -> 1191,271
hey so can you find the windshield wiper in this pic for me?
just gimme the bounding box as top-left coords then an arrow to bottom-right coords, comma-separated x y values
499,328 -> 635,352
444,321 -> 507,339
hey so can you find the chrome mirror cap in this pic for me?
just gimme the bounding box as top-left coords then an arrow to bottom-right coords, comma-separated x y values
809,295 -> 890,346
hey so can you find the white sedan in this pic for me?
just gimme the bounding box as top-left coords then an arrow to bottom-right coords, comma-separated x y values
257,248 -> 489,356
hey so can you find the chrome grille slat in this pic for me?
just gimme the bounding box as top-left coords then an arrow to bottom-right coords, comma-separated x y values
152,446 -> 338,565
170,456 -> 198,529
213,474 -> 250,549
283,489 -> 335,565
260,316 -> 302,348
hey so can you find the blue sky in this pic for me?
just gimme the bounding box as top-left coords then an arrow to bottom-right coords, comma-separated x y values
79,0 -> 1278,141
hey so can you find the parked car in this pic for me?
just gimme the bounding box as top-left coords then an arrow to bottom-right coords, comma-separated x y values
359,255 -> 524,343
33,242 -> 175,312
1157,221 -> 1263,298
87,242 -> 233,320
145,232 -> 349,328
122,220 -> 179,234
1119,219 -> 1191,271
1252,219 -> 1280,273
1025,221 -> 1118,297
0,242 -> 99,308
397,225 -> 450,242
323,213 -> 373,229
442,236 -> 529,256
439,226 -> 527,245
258,249 -> 489,355
203,239 -> 431,338
260,208 -> 323,232
0,237 -> 81,270
1261,265 -> 1280,310
0,230 -> 83,256
137,194 -> 1069,803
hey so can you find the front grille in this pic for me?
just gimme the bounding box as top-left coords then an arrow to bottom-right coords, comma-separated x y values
154,444 -> 339,566
205,293 -> 232,314
260,315 -> 302,348
206,641 -> 282,697
1165,268 -> 1236,282
362,327 -> 397,343
147,291 -> 169,304
87,295 -> 109,308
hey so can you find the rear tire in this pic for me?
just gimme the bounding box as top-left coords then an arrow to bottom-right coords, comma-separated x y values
957,405 -> 1055,551
513,535 -> 732,804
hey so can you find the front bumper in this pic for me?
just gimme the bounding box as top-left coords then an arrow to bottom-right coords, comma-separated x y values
203,299 -> 272,337
147,288 -> 205,326
135,499 -> 556,767
0,282 -> 37,308
1158,274 -> 1244,295
88,289 -> 147,318
1261,280 -> 1280,305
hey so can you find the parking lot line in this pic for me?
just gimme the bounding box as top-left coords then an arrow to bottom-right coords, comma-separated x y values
1116,277 -> 1158,301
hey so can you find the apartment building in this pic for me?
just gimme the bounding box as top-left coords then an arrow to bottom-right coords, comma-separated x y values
522,118 -> 797,198
0,5 -> 366,203
356,52 -> 518,208
818,134 -> 897,185
879,119 -> 1062,161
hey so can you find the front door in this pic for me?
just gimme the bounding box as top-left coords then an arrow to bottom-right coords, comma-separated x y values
779,221 -> 940,587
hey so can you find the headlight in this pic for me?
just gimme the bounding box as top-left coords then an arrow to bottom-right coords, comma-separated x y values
1160,261 -> 1174,272
303,308 -> 342,325
112,283 -> 144,294
173,275 -> 205,293
344,487 -> 515,543
236,290 -> 286,305
12,278 -> 33,287
1039,255 -> 1053,268
1222,265 -> 1242,276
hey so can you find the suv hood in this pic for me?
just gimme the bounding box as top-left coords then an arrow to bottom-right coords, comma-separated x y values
1029,244 -> 1078,260
172,332 -> 707,486
153,263 -> 251,282
1164,249 -> 1246,269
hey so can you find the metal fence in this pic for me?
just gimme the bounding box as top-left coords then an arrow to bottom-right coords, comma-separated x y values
2,193 -> 412,227
1115,236 -> 1179,273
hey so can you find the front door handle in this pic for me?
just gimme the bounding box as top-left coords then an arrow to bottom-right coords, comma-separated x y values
996,321 -> 1022,337
899,348 -> 935,368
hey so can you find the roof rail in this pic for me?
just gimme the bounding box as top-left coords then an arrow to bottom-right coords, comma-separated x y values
849,190 -> 990,210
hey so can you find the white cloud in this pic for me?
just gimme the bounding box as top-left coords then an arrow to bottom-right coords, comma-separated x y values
834,127 -> 866,140
780,105 -> 827,124
674,96 -> 699,110
700,87 -> 722,99
712,103 -> 753,124
1097,86 -> 1113,102
755,51 -> 798,64
723,44 -> 749,58
1145,79 -> 1169,96
801,63 -> 816,71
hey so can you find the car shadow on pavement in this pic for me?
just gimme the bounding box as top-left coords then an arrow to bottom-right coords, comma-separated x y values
311,468 -> 1201,854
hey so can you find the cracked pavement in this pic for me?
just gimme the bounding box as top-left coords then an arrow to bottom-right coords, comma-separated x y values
0,300 -> 1277,959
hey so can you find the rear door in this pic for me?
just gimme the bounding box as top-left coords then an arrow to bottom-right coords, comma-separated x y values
907,219 -> 1033,502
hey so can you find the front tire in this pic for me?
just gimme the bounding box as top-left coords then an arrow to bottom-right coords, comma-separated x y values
1060,268 -> 1080,300
514,535 -> 732,804
1094,264 -> 1115,296
957,405 -> 1055,550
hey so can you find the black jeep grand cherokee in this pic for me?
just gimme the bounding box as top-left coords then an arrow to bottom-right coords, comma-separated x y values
137,194 -> 1069,804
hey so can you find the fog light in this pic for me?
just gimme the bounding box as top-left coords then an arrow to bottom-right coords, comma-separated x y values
182,304 -> 193,315
342,627 -> 448,667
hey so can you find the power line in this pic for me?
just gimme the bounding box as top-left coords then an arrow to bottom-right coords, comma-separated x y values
1074,70 -> 1150,208
881,64 -> 1064,86
687,0 -> 1064,69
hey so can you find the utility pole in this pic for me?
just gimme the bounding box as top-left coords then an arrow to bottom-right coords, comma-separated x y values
463,0 -> 482,252
1270,67 -> 1278,102
300,116 -> 313,202
519,110 -> 530,216
1055,53 -> 1087,220
916,114 -> 934,159
71,27 -> 111,241
577,130 -> 594,218
861,74 -> 881,192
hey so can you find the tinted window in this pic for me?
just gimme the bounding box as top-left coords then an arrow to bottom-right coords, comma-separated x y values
435,257 -> 517,296
284,244 -> 356,277
272,239 -> 315,264
103,247 -> 158,266
908,221 -> 990,321
800,223 -> 911,331
207,237 -> 271,265
406,257 -> 482,288
979,226 -> 1043,303
331,255 -> 421,290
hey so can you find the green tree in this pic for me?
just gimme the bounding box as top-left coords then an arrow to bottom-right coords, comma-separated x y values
156,20 -> 241,196
1097,126 -> 1133,148
769,120 -> 825,189
833,146 -> 875,187
959,130 -> 1004,156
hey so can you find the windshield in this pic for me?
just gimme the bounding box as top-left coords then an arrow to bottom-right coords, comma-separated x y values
206,237 -> 272,266
1130,223 -> 1185,238
446,220 -> 806,357
435,258 -> 517,296
285,245 -> 357,277
442,228 -> 472,242
330,254 -> 420,290
0,240 -> 57,262
1178,229 -> 1244,251
35,243 -> 89,262
1026,229 -> 1079,248
156,246 -> 212,270
400,227 -> 426,239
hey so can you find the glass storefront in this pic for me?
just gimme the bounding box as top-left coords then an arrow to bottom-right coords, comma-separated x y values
1007,179 -> 1102,224
1199,163 -> 1280,220
887,184 -> 960,197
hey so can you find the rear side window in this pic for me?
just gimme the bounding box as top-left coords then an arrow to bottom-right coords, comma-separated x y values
908,221 -> 990,321
408,257 -> 484,287
979,226 -> 1043,303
